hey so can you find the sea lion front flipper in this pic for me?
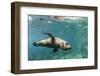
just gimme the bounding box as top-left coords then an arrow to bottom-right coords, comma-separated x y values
43,32 -> 55,44
43,32 -> 54,40
53,48 -> 58,52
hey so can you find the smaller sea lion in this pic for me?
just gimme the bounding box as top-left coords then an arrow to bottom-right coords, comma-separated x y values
33,32 -> 71,52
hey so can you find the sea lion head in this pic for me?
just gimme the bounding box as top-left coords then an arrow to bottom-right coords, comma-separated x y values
60,42 -> 71,50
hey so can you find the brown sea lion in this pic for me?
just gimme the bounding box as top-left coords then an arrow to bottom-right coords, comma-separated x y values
33,32 -> 71,52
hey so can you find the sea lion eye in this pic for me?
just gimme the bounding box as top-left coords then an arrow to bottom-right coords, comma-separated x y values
66,43 -> 68,45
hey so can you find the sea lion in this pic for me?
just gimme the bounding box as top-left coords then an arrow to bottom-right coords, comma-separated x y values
33,32 -> 71,52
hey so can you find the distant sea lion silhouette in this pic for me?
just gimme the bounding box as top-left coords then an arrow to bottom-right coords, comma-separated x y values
33,32 -> 71,52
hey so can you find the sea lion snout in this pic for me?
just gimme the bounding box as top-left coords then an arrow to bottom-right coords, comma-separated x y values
62,43 -> 71,50
66,44 -> 71,49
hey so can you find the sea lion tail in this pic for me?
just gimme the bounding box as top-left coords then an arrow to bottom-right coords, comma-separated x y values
33,42 -> 37,46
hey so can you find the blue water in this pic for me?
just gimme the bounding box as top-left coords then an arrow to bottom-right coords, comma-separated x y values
28,15 -> 88,60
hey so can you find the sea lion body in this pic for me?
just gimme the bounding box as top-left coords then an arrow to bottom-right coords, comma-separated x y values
33,33 -> 71,52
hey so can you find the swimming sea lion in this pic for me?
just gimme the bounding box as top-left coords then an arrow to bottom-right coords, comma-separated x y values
33,32 -> 71,52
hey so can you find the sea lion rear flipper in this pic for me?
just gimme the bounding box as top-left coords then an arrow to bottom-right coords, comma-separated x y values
53,48 -> 58,52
